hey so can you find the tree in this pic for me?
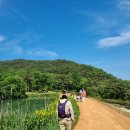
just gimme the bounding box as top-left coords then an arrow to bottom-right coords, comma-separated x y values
70,71 -> 81,90
0,75 -> 27,99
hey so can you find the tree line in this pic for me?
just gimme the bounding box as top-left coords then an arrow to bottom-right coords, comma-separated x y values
0,59 -> 130,100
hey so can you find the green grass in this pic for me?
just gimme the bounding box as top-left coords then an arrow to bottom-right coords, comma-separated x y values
101,99 -> 130,109
0,94 -> 56,114
0,93 -> 79,130
0,92 -> 58,130
68,96 -> 80,129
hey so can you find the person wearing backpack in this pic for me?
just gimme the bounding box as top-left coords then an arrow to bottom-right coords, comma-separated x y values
56,94 -> 74,130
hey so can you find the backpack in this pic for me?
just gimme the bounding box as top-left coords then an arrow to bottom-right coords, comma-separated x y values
58,100 -> 71,118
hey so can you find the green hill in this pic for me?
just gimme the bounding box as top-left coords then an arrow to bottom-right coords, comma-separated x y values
0,59 -> 111,78
0,59 -> 130,100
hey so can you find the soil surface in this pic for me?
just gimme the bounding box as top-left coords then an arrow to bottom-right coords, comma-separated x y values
74,98 -> 130,130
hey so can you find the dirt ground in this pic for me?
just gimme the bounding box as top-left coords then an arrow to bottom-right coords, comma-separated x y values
74,98 -> 130,130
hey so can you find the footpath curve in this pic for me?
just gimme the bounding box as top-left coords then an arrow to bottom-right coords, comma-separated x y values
74,98 -> 130,130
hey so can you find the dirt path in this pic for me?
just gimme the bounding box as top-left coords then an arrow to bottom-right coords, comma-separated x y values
74,98 -> 130,130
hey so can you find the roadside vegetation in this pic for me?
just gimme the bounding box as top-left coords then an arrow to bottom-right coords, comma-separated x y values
0,92 -> 79,130
100,99 -> 130,109
0,92 -> 59,130
69,96 -> 80,128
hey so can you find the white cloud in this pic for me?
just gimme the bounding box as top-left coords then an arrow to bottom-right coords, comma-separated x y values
27,49 -> 58,57
0,34 -> 26,54
0,35 -> 5,42
0,32 -> 58,58
97,31 -> 130,48
119,0 -> 130,10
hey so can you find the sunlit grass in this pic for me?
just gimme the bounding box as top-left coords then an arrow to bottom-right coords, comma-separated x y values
0,92 -> 59,130
0,93 -> 79,130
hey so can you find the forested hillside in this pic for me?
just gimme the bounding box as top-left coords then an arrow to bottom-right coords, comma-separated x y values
0,59 -> 109,76
0,59 -> 130,100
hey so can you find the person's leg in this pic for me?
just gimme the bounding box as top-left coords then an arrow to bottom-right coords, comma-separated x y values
65,120 -> 72,130
82,97 -> 85,102
59,119 -> 66,130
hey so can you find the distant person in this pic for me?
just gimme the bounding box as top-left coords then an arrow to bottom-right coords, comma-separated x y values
56,94 -> 74,130
79,89 -> 83,100
81,88 -> 86,102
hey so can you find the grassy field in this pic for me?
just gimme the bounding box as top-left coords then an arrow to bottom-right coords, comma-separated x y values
0,92 -> 59,130
0,92 -> 79,130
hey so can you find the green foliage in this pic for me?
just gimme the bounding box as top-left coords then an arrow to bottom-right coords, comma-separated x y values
87,87 -> 99,97
0,59 -> 130,100
0,93 -> 59,130
68,96 -> 80,128
70,71 -> 81,90
0,75 -> 26,99
101,99 -> 130,109
88,79 -> 130,100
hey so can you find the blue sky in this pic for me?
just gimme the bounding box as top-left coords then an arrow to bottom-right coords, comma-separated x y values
0,0 -> 130,80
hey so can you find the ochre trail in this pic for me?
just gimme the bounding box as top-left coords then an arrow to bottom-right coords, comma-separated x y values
74,98 -> 130,130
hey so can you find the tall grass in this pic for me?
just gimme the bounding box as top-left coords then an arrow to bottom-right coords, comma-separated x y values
68,96 -> 80,128
0,93 -> 79,130
0,93 -> 59,130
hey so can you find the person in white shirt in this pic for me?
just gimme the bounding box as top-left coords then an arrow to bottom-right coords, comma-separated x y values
79,89 -> 83,101
56,94 -> 74,130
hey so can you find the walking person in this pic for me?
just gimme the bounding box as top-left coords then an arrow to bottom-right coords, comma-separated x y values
56,94 -> 74,130
81,88 -> 86,102
79,89 -> 83,101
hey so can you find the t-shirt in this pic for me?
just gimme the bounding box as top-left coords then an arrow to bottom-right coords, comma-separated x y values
79,90 -> 82,94
82,91 -> 86,97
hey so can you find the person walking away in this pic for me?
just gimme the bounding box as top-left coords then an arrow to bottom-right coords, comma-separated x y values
79,89 -> 83,101
56,95 -> 74,130
82,88 -> 86,102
